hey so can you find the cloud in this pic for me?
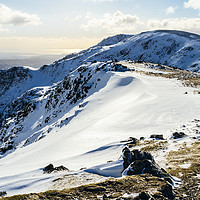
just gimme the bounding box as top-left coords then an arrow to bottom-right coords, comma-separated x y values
80,10 -> 200,35
81,11 -> 143,34
147,18 -> 200,33
0,4 -> 41,26
165,6 -> 177,15
184,0 -> 200,10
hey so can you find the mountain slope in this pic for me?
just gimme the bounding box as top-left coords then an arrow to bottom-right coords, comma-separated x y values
1,30 -> 200,115
0,30 -> 200,196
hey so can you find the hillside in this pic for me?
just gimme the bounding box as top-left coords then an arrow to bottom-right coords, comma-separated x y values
0,30 -> 200,199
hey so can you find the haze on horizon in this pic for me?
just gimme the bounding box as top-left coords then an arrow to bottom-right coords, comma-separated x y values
0,0 -> 200,59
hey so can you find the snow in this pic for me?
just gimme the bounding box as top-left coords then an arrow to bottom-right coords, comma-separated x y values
1,30 -> 200,196
179,163 -> 191,169
0,61 -> 199,196
123,193 -> 139,198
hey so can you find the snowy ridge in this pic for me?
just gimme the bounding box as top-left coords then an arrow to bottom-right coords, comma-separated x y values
0,61 -> 129,155
0,30 -> 200,197
1,30 -> 200,113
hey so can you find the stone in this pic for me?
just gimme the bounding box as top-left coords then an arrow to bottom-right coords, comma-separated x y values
43,164 -> 69,173
0,191 -> 7,197
139,192 -> 151,200
150,134 -> 164,140
160,183 -> 175,199
172,132 -> 186,139
125,159 -> 164,178
122,147 -> 134,171
43,163 -> 54,173
132,149 -> 155,163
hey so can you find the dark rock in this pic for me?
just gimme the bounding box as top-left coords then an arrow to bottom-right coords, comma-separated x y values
139,192 -> 151,200
172,132 -> 186,139
54,165 -> 68,172
125,159 -> 164,178
160,183 -> 175,199
122,148 -> 156,172
43,163 -> 54,173
128,137 -> 138,144
122,147 -> 134,171
140,137 -> 145,140
0,191 -> 7,197
132,149 -> 155,163
43,163 -> 69,173
150,134 -> 164,140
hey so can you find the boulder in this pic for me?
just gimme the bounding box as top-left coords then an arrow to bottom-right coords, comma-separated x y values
124,159 -> 165,178
43,164 -> 54,173
160,183 -> 175,199
139,192 -> 151,200
132,149 -> 155,163
122,147 -> 134,171
43,163 -> 68,173
150,134 -> 164,140
172,132 -> 186,139
0,191 -> 7,197
122,148 -> 170,179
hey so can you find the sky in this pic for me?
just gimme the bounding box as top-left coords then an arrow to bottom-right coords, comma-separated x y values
0,0 -> 200,58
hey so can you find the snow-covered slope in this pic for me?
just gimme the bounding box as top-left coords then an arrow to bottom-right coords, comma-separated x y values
0,30 -> 200,196
1,30 -> 200,114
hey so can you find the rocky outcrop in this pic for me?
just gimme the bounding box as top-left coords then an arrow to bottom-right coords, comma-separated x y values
172,132 -> 186,139
122,147 -> 175,199
122,148 -> 170,178
43,164 -> 69,173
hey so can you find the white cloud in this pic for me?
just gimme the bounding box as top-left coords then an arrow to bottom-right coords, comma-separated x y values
80,10 -> 200,35
147,18 -> 200,33
165,6 -> 177,15
0,4 -> 41,27
81,11 -> 143,34
184,0 -> 200,10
